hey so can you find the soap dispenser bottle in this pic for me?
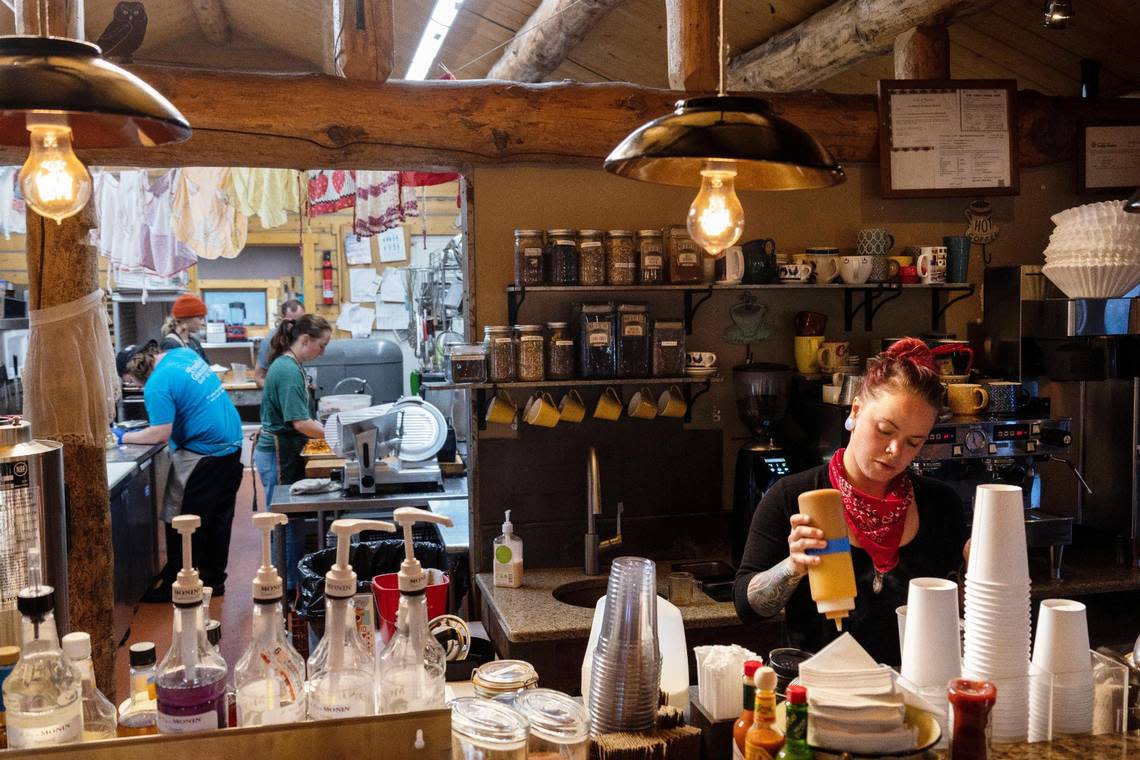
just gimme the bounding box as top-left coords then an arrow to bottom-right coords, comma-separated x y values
307,518 -> 395,720
155,515 -> 228,733
234,513 -> 307,726
493,509 -> 523,588
378,507 -> 454,714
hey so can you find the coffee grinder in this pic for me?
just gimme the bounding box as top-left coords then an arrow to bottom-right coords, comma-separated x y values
732,363 -> 794,564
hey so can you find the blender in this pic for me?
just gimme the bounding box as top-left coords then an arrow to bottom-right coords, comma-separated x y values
732,363 -> 793,565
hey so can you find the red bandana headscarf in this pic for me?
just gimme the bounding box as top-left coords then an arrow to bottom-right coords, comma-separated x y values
828,448 -> 913,574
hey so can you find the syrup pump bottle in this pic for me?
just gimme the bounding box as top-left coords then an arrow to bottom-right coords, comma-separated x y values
1,549 -> 82,749
155,515 -> 228,733
234,513 -> 306,726
378,507 -> 453,714
307,518 -> 395,720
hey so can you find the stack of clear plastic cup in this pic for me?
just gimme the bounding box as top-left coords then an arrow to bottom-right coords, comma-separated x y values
962,484 -> 1031,743
1028,599 -> 1094,741
587,557 -> 662,734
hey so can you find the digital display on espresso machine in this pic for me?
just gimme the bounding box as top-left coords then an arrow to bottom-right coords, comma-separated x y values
927,428 -> 957,444
993,424 -> 1030,441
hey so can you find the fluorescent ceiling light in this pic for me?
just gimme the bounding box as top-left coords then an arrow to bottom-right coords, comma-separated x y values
405,0 -> 464,80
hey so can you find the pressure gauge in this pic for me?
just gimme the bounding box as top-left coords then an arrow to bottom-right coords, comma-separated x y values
964,429 -> 988,453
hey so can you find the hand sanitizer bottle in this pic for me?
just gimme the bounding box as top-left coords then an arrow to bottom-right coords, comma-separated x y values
235,513 -> 307,726
493,510 -> 524,588
378,507 -> 453,714
307,518 -> 395,720
61,633 -> 117,741
155,516 -> 228,733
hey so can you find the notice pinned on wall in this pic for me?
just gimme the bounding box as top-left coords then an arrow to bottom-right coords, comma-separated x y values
336,302 -> 375,338
374,301 -> 408,331
349,268 -> 381,302
378,226 -> 406,263
344,232 -> 372,265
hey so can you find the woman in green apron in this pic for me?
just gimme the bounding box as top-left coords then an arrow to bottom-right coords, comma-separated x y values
254,314 -> 332,591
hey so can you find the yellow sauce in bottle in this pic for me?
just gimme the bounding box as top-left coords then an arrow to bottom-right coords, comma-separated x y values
798,488 -> 857,629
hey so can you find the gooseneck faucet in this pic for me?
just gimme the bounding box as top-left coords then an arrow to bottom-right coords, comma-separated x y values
585,447 -> 622,575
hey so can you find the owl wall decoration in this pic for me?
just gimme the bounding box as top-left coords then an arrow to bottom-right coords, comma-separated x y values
95,2 -> 148,64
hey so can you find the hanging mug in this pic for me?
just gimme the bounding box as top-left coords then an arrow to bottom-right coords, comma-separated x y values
657,385 -> 688,418
594,387 -> 622,421
559,389 -> 586,423
627,387 -> 658,420
485,390 -> 518,426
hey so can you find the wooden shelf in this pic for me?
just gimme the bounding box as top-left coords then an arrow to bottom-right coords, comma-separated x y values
424,375 -> 723,391
506,282 -> 972,292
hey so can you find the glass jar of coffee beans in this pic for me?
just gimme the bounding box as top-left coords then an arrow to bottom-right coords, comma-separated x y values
484,325 -> 516,382
637,229 -> 665,285
546,229 -> 579,285
606,230 -> 637,286
546,322 -> 575,380
578,229 -> 606,286
513,229 -> 545,286
514,325 -> 546,382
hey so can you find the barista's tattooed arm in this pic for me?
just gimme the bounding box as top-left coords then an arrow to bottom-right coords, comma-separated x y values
746,558 -> 804,617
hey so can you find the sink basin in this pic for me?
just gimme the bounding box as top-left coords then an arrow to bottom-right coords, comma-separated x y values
552,578 -> 609,608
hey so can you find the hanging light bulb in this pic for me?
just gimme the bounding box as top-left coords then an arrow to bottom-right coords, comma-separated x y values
18,116 -> 91,224
687,160 -> 744,256
1042,0 -> 1074,28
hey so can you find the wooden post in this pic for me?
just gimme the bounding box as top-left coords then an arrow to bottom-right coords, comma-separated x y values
894,23 -> 950,79
17,0 -> 115,697
333,0 -> 394,82
665,0 -> 719,92
486,0 -> 625,82
190,0 -> 232,46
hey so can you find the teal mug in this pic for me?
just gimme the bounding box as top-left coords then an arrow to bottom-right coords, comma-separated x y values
742,238 -> 778,284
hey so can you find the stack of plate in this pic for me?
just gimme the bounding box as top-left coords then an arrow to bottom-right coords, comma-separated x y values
684,364 -> 718,378
1042,201 -> 1140,298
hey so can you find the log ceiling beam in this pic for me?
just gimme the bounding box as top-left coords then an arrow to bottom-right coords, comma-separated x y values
727,0 -> 996,91
486,0 -> 625,83
332,0 -> 394,82
0,67 -> 1135,171
894,23 -> 949,79
190,0 -> 231,46
665,0 -> 719,92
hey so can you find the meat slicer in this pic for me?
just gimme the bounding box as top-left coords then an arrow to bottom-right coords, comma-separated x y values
327,397 -> 446,495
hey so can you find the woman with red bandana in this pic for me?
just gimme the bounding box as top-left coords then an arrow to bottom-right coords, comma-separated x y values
733,338 -> 967,665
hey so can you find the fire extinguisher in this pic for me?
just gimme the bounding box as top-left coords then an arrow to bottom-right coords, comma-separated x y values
321,251 -> 334,305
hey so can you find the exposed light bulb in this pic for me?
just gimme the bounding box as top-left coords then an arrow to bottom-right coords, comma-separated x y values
18,117 -> 92,224
687,160 -> 744,256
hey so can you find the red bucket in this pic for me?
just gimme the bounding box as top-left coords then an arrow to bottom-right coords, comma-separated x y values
372,570 -> 450,644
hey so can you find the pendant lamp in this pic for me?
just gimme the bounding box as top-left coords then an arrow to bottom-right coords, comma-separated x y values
1126,188 -> 1140,214
603,0 -> 844,255
0,36 -> 191,222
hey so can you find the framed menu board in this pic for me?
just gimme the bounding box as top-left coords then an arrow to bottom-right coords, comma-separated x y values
878,79 -> 1019,198
1079,124 -> 1140,191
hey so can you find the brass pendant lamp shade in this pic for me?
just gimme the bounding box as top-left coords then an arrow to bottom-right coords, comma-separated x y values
603,95 -> 845,191
1126,188 -> 1140,214
0,36 -> 191,147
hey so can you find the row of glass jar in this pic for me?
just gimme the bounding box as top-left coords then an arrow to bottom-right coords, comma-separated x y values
514,227 -> 705,287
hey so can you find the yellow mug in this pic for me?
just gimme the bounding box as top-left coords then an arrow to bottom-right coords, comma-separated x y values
947,383 -> 988,415
628,387 -> 657,420
485,390 -> 517,426
794,335 -> 824,374
524,392 -> 560,428
594,386 -> 622,421
657,385 -> 688,418
559,389 -> 586,423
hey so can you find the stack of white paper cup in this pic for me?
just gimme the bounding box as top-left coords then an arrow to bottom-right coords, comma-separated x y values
901,578 -> 961,688
1028,599 -> 1093,741
962,484 -> 1031,743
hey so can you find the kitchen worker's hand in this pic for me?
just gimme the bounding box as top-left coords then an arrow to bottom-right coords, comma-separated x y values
112,426 -> 127,446
787,513 -> 826,576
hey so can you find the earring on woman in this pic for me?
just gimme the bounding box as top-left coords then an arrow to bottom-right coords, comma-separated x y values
844,415 -> 856,431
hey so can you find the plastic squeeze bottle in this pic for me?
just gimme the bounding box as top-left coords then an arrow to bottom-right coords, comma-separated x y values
1,549 -> 83,749
733,659 -> 763,760
155,515 -> 228,733
235,513 -> 307,727
743,666 -> 784,760
307,518 -> 395,720
61,632 -> 117,741
493,510 -> 523,588
378,507 -> 453,714
797,488 -> 857,630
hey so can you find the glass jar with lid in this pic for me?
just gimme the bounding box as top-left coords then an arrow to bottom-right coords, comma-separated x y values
577,229 -> 606,286
637,229 -> 665,285
514,689 -> 590,760
546,322 -> 575,380
450,697 -> 529,760
577,303 -> 616,379
513,229 -> 545,287
664,225 -> 703,283
606,230 -> 637,286
484,325 -> 516,382
447,343 -> 487,383
652,319 -> 686,376
514,325 -> 546,382
616,303 -> 649,378
546,229 -> 579,285
471,660 -> 540,699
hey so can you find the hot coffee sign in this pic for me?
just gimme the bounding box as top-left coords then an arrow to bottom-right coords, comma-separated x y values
964,199 -> 999,245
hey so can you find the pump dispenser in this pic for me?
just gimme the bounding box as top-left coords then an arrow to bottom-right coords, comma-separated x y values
155,515 -> 228,733
378,507 -> 453,714
493,510 -> 523,588
235,513 -> 306,726
1,549 -> 82,749
308,518 -> 395,720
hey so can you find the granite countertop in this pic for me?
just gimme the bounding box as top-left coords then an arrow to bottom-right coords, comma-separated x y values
929,732 -> 1140,758
476,565 -> 744,643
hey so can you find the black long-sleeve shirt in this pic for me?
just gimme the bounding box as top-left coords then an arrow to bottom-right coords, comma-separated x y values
733,465 -> 966,665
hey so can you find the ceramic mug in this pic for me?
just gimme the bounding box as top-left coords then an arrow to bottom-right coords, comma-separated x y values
524,392 -> 560,427
593,386 -> 622,421
795,335 -> 824,374
838,255 -> 875,284
869,255 -> 891,283
817,341 -> 850,373
627,387 -> 658,420
802,251 -> 841,283
932,342 -> 973,375
657,385 -> 688,418
715,246 -> 746,284
947,383 -> 988,415
778,263 -> 813,282
485,390 -> 518,426
742,238 -> 778,284
857,228 -> 895,257
559,389 -> 585,423
686,351 -> 717,368
916,247 -> 948,284
943,236 -> 971,284
985,380 -> 1029,416
899,265 -> 920,284
795,310 -> 827,337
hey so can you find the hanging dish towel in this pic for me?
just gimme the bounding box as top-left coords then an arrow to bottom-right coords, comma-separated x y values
171,167 -> 249,260
229,168 -> 302,229
307,169 -> 355,216
353,170 -> 419,237
140,170 -> 198,277
91,170 -> 147,272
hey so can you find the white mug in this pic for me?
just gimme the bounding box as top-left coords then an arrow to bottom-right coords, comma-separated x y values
778,263 -> 813,282
686,351 -> 717,367
838,255 -> 874,285
716,246 -> 745,284
808,255 -> 840,283
916,247 -> 948,284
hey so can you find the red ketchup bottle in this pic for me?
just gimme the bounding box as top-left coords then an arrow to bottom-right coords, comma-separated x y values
948,678 -> 997,760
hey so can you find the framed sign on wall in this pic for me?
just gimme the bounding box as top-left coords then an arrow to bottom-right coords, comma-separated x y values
878,79 -> 1019,198
1079,123 -> 1140,191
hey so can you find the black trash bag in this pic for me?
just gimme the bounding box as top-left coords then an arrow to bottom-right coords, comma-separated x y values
295,537 -> 447,630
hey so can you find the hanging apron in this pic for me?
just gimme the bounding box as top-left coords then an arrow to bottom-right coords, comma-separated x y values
161,447 -> 207,523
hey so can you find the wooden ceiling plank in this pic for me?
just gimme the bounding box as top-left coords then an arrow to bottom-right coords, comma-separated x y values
727,0 -> 997,91
333,0 -> 395,81
953,22 -> 1072,93
190,0 -> 231,46
485,0 -> 626,82
665,0 -> 719,91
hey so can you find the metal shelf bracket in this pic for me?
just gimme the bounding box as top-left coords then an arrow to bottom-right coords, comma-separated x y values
683,286 -> 715,335
843,284 -> 903,331
931,284 -> 976,331
682,380 -> 713,422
